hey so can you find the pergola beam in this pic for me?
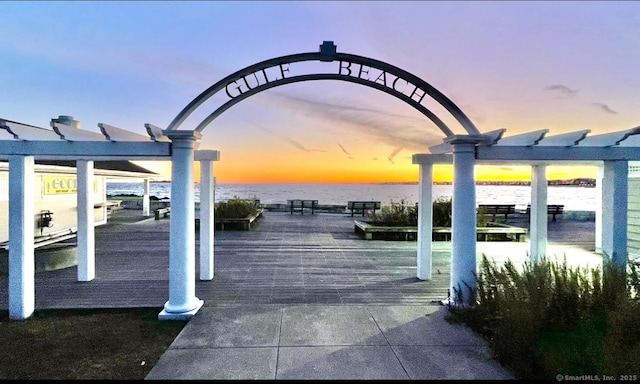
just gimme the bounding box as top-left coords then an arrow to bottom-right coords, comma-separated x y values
0,141 -> 171,158
476,146 -> 640,161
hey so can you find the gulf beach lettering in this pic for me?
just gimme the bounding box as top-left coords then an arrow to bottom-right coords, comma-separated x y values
223,59 -> 430,106
337,61 -> 427,104
225,64 -> 290,98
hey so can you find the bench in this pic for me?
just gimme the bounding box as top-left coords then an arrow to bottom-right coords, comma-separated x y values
478,204 -> 516,221
154,207 -> 171,220
433,225 -> 528,242
347,201 -> 381,217
287,199 -> 318,215
353,220 -> 527,242
1,228 -> 78,251
517,204 -> 565,222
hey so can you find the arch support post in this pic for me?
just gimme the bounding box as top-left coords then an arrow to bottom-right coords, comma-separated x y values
446,136 -> 484,307
142,178 -> 151,216
195,150 -> 220,281
417,163 -> 433,280
412,153 -> 452,281
529,164 -> 548,263
595,163 -> 604,253
601,160 -> 628,269
77,160 -> 95,281
159,130 -> 203,320
8,155 -> 35,320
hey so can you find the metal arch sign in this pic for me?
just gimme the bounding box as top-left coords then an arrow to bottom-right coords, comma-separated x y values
167,41 -> 479,137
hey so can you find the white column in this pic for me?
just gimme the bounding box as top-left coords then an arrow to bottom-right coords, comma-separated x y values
8,155 -> 35,320
595,163 -> 604,253
77,160 -> 95,281
142,178 -> 151,216
159,130 -> 203,320
448,137 -> 482,307
195,150 -> 220,281
529,164 -> 548,263
417,163 -> 433,280
602,160 -> 628,268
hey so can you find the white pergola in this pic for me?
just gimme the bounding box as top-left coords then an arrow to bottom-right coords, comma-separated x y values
4,113 -> 640,318
413,127 -> 640,305
1,117 -> 219,320
3,115 -> 640,318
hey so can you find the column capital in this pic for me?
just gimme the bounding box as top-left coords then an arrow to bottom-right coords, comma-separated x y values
163,130 -> 202,141
412,153 -> 453,165
195,149 -> 220,161
443,134 -> 488,146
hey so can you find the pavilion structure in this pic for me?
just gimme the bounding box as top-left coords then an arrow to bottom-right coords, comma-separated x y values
2,41 -> 639,319
0,117 -> 219,320
413,127 -> 640,305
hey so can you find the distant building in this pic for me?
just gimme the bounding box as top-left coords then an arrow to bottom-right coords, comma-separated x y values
0,160 -> 156,246
628,162 -> 640,259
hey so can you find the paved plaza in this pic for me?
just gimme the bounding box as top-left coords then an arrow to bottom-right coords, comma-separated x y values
0,209 -> 599,379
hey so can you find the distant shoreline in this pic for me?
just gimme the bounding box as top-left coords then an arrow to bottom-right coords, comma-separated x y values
120,178 -> 596,187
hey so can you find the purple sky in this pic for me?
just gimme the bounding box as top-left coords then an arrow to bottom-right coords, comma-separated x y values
2,1 -> 639,182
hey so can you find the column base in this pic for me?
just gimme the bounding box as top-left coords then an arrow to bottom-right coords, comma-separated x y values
158,299 -> 204,320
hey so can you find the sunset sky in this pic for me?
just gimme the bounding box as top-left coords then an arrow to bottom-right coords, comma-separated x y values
2,1 -> 639,183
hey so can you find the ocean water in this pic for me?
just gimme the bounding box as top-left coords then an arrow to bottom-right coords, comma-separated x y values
106,182 -> 597,212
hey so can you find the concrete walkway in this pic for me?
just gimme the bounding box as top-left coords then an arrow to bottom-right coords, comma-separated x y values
146,304 -> 514,380
145,209 -> 599,380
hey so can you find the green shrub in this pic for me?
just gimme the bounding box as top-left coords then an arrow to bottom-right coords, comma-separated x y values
432,197 -> 451,227
448,255 -> 640,379
368,197 -> 487,227
368,198 -> 418,226
215,196 -> 259,219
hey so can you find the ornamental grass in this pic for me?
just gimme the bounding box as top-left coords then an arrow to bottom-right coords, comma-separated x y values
448,255 -> 640,379
215,196 -> 260,219
368,197 -> 487,227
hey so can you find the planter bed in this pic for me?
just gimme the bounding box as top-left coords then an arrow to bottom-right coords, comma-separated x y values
213,209 -> 263,231
354,220 -> 527,241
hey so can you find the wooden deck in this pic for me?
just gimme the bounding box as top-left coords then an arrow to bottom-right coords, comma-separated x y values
0,210 -> 600,311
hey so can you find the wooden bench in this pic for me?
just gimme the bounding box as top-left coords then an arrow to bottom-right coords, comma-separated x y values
518,204 -> 565,222
154,207 -> 171,220
287,199 -> 318,215
353,220 -> 527,242
478,204 -> 516,221
347,201 -> 381,217
433,226 -> 528,242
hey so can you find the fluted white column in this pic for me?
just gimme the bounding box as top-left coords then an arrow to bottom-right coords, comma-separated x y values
447,136 -> 483,307
159,130 -> 203,320
529,164 -> 547,263
8,155 -> 35,320
417,163 -> 433,280
77,160 -> 95,281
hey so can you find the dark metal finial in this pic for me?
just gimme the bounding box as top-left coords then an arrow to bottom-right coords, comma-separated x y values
319,41 -> 337,61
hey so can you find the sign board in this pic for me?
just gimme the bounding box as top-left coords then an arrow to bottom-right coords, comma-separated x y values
43,175 -> 97,195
